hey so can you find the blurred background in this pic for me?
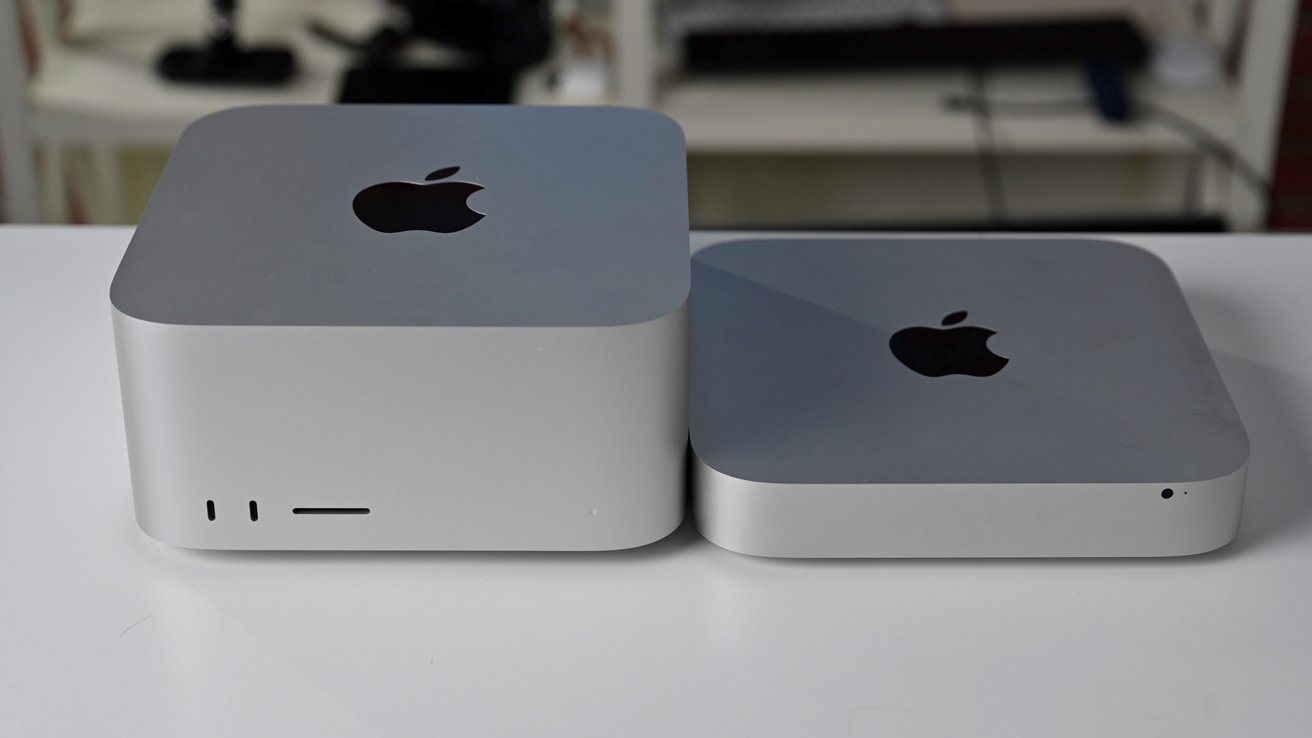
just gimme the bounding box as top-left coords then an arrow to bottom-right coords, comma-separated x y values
0,0 -> 1308,231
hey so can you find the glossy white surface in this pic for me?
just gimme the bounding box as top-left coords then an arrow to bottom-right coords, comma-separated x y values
4,227 -> 1312,737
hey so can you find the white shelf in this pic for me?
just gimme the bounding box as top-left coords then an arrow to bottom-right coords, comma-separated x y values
27,0 -> 381,143
656,69 -> 1239,155
6,0 -> 1291,230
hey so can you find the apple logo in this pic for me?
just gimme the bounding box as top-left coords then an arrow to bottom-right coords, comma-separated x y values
352,166 -> 485,234
889,310 -> 1010,377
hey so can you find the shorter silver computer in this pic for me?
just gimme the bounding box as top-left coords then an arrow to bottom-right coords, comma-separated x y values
690,238 -> 1249,557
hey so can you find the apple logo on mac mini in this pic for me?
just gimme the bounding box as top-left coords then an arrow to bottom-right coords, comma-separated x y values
889,310 -> 1010,377
352,166 -> 486,234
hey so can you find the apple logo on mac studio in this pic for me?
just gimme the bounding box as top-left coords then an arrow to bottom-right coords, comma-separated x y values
352,166 -> 486,234
889,310 -> 1010,378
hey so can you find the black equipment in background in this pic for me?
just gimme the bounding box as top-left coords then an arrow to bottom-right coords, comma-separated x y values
400,0 -> 550,71
157,0 -> 296,85
312,0 -> 549,104
682,17 -> 1149,75
338,68 -> 515,104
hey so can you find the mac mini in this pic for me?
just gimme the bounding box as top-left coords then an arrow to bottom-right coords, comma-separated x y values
111,105 -> 689,550
690,238 -> 1249,558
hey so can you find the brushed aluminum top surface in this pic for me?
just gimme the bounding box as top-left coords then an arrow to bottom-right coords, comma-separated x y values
111,105 -> 689,327
690,238 -> 1250,485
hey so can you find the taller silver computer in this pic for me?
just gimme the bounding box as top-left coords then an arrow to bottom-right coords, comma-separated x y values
113,105 -> 690,551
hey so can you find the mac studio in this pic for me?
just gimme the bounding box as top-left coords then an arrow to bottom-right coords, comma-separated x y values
112,106 -> 691,551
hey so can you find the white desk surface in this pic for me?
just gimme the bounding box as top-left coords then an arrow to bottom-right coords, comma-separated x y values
3,226 -> 1312,738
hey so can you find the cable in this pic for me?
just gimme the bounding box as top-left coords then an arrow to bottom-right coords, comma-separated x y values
943,93 -> 1274,206
1136,99 -> 1273,202
967,70 -> 1008,223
